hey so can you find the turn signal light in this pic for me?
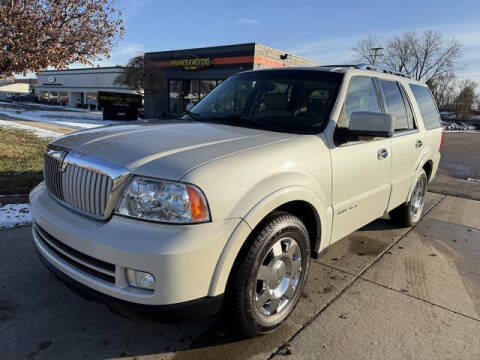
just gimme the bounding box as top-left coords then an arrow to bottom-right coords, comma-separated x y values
186,185 -> 209,222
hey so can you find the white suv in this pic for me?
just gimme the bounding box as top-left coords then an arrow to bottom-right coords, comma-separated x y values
30,64 -> 443,336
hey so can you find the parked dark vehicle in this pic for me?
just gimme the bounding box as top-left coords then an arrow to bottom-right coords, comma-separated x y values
98,91 -> 143,121
16,94 -> 39,103
4,94 -> 17,101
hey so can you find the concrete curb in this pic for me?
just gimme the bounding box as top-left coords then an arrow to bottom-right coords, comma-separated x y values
0,194 -> 30,204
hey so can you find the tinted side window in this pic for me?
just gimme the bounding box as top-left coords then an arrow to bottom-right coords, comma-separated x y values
399,84 -> 416,129
409,84 -> 441,130
378,80 -> 410,131
339,77 -> 380,127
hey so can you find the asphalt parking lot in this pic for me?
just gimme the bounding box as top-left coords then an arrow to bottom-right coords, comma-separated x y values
1,192 -> 479,360
429,132 -> 480,200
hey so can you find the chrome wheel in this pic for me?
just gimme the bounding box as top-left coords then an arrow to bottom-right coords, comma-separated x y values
254,237 -> 302,316
410,174 -> 427,220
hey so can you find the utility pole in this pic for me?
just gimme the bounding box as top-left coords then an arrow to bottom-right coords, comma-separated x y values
370,47 -> 384,65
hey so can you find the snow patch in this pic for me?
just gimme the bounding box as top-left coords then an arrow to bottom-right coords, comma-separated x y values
0,103 -> 117,130
0,119 -> 63,139
0,100 -> 101,113
0,203 -> 31,229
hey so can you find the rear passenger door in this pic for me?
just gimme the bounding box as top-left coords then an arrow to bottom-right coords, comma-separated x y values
376,79 -> 422,211
330,76 -> 392,242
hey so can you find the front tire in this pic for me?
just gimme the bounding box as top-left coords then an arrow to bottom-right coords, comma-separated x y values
389,169 -> 428,227
232,212 -> 310,337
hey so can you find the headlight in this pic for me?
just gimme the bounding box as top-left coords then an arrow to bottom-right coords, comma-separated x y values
116,177 -> 210,223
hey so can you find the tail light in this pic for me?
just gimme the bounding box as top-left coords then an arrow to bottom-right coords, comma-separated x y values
439,130 -> 444,152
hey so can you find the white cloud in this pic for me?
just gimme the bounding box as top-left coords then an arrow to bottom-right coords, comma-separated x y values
235,17 -> 258,25
116,42 -> 145,57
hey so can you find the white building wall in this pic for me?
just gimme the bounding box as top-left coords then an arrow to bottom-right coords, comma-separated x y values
35,67 -> 139,108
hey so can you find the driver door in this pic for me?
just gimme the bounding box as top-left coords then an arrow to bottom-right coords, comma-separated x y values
330,76 -> 392,243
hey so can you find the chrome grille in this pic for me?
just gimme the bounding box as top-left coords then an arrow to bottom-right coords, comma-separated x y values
43,152 -> 65,201
43,147 -> 129,219
62,165 -> 113,217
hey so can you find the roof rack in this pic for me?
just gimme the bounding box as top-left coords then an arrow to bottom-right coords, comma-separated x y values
321,63 -> 412,79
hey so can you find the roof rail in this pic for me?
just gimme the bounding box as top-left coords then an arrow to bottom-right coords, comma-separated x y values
354,63 -> 412,79
321,63 -> 412,79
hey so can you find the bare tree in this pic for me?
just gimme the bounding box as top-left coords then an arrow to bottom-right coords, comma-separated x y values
352,34 -> 383,64
409,31 -> 461,83
429,72 -> 458,110
114,55 -> 166,118
452,80 -> 478,120
353,30 -> 462,83
0,0 -> 124,78
382,33 -> 412,73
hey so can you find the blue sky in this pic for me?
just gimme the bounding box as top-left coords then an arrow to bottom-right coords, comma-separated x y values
98,0 -> 480,83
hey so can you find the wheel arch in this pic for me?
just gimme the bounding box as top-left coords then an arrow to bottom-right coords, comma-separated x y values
207,186 -> 330,297
408,158 -> 431,202
422,160 -> 434,182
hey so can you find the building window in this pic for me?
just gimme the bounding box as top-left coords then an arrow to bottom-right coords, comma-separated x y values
86,92 -> 98,106
49,91 -> 58,104
60,91 -> 69,105
200,80 -> 216,98
168,79 -> 221,114
169,80 -> 185,114
39,91 -> 48,102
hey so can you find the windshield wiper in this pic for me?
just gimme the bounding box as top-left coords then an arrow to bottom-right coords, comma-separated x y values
209,114 -> 288,132
184,110 -> 201,121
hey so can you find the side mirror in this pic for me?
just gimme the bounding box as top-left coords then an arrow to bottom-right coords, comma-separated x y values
347,111 -> 394,137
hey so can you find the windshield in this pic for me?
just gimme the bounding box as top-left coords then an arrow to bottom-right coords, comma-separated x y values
185,70 -> 343,133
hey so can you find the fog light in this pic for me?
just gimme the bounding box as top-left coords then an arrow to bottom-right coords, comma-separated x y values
126,269 -> 155,290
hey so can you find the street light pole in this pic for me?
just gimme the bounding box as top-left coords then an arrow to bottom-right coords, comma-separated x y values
371,47 -> 384,65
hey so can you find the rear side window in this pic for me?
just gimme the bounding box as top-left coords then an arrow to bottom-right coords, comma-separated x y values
399,84 -> 416,129
378,80 -> 410,131
409,84 -> 441,130
338,77 -> 380,127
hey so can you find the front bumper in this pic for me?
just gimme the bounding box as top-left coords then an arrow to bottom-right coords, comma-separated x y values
37,250 -> 223,322
30,184 -> 241,307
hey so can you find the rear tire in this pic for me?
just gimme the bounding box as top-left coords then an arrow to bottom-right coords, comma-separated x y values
389,169 -> 428,227
231,212 -> 310,337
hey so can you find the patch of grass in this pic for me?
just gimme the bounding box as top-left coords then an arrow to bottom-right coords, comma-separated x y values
0,127 -> 49,194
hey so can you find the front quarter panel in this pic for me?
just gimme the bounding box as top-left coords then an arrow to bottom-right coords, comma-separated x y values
181,135 -> 331,224
181,135 -> 333,296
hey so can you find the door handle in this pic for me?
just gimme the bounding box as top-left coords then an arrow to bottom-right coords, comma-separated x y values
377,148 -> 388,160
416,140 -> 423,149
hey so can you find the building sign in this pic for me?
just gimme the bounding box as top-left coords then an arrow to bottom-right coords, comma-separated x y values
47,76 -> 56,83
169,57 -> 212,71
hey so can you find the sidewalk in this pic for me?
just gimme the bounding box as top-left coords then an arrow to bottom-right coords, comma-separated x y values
275,195 -> 480,359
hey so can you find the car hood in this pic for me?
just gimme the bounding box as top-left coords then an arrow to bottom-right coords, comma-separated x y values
51,120 -> 296,180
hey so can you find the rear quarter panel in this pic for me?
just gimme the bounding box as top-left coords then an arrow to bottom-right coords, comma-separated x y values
401,79 -> 443,182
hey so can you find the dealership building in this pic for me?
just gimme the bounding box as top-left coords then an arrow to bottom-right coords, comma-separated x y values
35,67 -> 138,108
144,43 -> 320,118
